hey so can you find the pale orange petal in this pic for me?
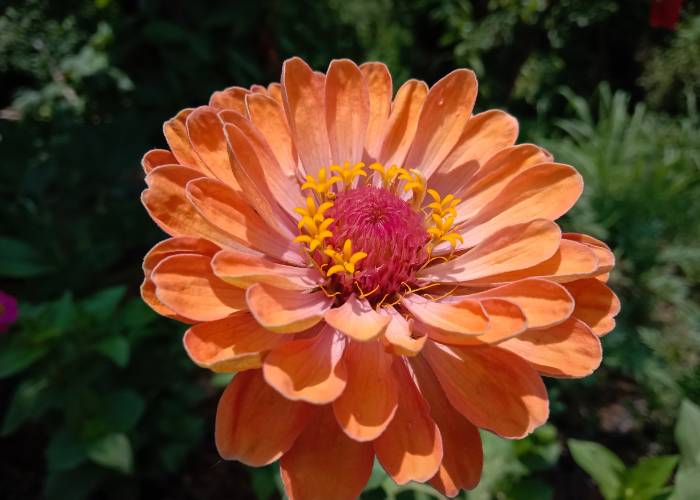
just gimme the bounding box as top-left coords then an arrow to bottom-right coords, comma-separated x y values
360,62 -> 392,161
429,110 -> 519,197
326,59 -> 369,163
565,279 -> 620,336
267,82 -> 284,106
469,278 -> 574,329
477,298 -> 528,342
143,237 -> 220,276
280,406 -> 374,500
151,254 -> 246,322
410,355 -> 482,496
420,219 -> 561,284
245,93 -> 298,178
378,79 -> 428,168
423,341 -> 549,438
246,283 -> 331,333
374,359 -> 443,484
209,86 -> 249,114
282,57 -> 332,178
563,232 -> 615,274
183,311 -> 288,372
140,278 -> 194,323
216,370 -> 311,466
185,106 -> 239,188
211,249 -> 320,290
333,340 -> 398,441
456,144 -> 553,222
263,326 -> 347,403
458,163 -> 583,247
185,177 -> 304,265
141,148 -> 178,174
163,108 -> 209,172
499,317 -> 602,377
324,295 -> 390,341
406,69 -> 478,179
382,307 -> 426,356
402,295 -> 489,336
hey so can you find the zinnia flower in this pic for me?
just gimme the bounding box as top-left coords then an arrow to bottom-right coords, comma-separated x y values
0,290 -> 18,333
140,57 -> 620,499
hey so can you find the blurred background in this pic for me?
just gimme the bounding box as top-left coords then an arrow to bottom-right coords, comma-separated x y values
1,0 -> 699,499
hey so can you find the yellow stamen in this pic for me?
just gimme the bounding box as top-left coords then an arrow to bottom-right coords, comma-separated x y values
331,161 -> 367,188
398,168 -> 426,207
370,162 -> 402,189
324,239 -> 367,277
301,167 -> 341,197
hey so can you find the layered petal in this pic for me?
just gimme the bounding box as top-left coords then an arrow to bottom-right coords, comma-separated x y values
216,370 -> 311,466
406,69 -> 478,179
564,233 -> 615,275
186,106 -> 239,186
423,341 -> 549,438
333,339 -> 398,441
141,148 -> 177,174
324,294 -> 391,341
382,308 -> 426,356
263,326 -> 347,403
326,59 -> 369,164
280,406 -> 374,500
499,318 -> 602,377
209,85 -> 249,114
163,108 -> 208,172
360,62 -> 392,161
246,283 -> 332,333
211,249 -> 320,291
420,219 -> 561,284
402,295 -> 489,336
565,279 -> 620,335
183,312 -> 287,372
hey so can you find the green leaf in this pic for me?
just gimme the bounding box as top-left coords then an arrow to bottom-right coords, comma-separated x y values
623,455 -> 678,500
250,466 -> 277,500
0,237 -> 53,277
95,336 -> 130,367
675,399 -> 700,467
0,343 -> 48,378
1,378 -> 49,435
211,372 -> 235,388
46,430 -> 87,471
104,390 -> 145,432
672,465 -> 700,500
44,467 -> 106,500
81,286 -> 126,321
87,432 -> 133,473
365,459 -> 388,491
568,439 -> 625,500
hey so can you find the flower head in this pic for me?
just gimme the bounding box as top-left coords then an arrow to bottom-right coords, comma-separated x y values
140,57 -> 620,499
0,290 -> 18,333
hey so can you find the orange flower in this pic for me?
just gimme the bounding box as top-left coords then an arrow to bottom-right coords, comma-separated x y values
140,57 -> 620,499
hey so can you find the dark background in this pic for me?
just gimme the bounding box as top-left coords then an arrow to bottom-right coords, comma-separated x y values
1,1 -> 699,499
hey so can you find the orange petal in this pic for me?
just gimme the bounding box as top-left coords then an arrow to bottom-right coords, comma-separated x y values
142,165 -> 242,248
469,278 -> 574,329
420,219 -> 561,284
186,177 -> 304,265
245,93 -> 298,178
185,106 -> 239,187
246,283 -> 331,334
360,62 -> 392,161
281,57 -> 332,178
141,148 -> 178,174
211,249 -> 320,290
209,86 -> 249,113
477,298 -> 527,342
429,110 -> 519,197
406,69 -> 478,180
267,82 -> 284,106
382,307 -> 426,356
163,108 -> 208,172
402,295 -> 489,336
374,359 -> 443,484
456,144 -> 552,222
325,59 -> 369,163
324,295 -> 390,341
216,370 -> 312,466
499,318 -> 602,377
378,79 -> 428,168
423,341 -> 548,438
333,340 -> 398,441
474,239 -> 599,285
458,163 -> 583,247
222,121 -> 300,235
140,278 -> 194,323
565,279 -> 620,336
143,237 -> 220,276
563,232 -> 615,274
410,355 -> 482,495
151,254 -> 246,322
280,405 -> 374,500
183,311 -> 288,372
263,326 -> 347,403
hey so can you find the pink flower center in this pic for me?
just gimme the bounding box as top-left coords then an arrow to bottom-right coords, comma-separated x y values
327,186 -> 429,302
